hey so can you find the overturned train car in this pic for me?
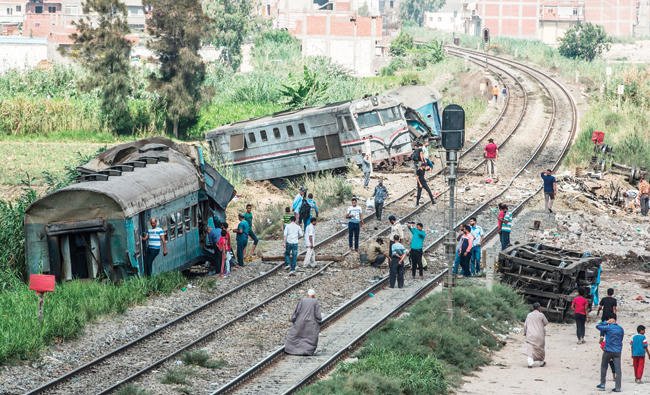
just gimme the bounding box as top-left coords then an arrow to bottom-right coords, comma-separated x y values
205,89 -> 441,181
24,138 -> 234,282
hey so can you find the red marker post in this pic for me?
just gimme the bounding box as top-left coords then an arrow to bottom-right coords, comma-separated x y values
29,274 -> 55,324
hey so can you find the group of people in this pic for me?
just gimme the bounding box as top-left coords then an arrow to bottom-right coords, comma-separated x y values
524,286 -> 650,392
280,187 -> 321,275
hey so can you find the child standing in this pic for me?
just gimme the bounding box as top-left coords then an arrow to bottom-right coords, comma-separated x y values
631,325 -> 650,384
217,229 -> 231,277
282,207 -> 293,229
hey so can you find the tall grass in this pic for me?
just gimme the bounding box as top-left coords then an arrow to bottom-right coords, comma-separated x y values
287,172 -> 353,212
300,284 -> 527,394
0,272 -> 185,363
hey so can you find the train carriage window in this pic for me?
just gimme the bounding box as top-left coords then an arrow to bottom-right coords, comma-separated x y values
229,134 -> 245,151
273,127 -> 281,139
286,125 -> 294,137
191,205 -> 197,228
379,107 -> 400,123
176,211 -> 184,237
344,116 -> 355,131
260,130 -> 268,141
247,132 -> 256,144
184,208 -> 191,231
167,214 -> 176,240
356,111 -> 381,129
298,123 -> 307,134
337,117 -> 344,132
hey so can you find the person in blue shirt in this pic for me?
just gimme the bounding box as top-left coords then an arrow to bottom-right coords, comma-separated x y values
205,225 -> 221,276
630,325 -> 650,384
303,193 -> 319,228
541,169 -> 557,213
141,217 -> 167,276
468,217 -> 484,275
233,213 -> 250,267
596,318 -> 624,392
407,222 -> 426,278
389,235 -> 407,289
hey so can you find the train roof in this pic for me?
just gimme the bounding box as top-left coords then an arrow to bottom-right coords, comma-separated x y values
26,139 -> 202,221
388,85 -> 440,111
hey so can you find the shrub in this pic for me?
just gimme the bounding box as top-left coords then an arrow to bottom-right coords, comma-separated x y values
161,366 -> 195,385
181,350 -> 226,369
558,22 -> 612,62
288,172 -> 353,211
390,31 -> 414,57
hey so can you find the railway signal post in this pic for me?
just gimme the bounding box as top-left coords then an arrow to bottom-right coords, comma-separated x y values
441,104 -> 465,319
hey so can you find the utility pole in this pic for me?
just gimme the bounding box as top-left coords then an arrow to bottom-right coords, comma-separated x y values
482,27 -> 490,70
441,104 -> 465,319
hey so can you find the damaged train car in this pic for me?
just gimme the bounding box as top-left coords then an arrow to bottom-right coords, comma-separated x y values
498,243 -> 602,321
205,91 -> 440,181
24,138 -> 234,282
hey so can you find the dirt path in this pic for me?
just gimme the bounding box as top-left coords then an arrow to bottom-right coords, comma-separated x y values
459,271 -> 650,395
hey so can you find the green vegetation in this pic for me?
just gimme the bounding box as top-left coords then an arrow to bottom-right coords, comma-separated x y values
181,349 -> 226,369
0,271 -> 185,363
300,284 -> 527,395
280,66 -> 330,109
399,0 -> 446,27
115,384 -> 151,395
68,0 -> 133,133
161,366 -> 196,385
558,22 -> 612,62
144,0 -> 210,137
205,0 -> 257,70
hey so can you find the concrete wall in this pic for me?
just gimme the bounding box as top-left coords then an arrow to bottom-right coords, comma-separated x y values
0,36 -> 47,73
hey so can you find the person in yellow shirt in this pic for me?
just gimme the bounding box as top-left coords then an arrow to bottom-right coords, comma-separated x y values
639,176 -> 650,216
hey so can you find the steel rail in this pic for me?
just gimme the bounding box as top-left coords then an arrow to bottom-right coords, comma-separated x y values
213,47 -> 577,395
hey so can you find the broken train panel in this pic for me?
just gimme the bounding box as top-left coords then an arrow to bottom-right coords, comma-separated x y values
24,138 -> 234,282
498,243 -> 602,321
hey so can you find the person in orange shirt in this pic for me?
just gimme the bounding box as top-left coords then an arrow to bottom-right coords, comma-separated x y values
491,85 -> 499,103
639,176 -> 649,216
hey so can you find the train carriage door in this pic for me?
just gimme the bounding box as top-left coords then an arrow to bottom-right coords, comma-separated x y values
313,134 -> 344,161
136,211 -> 147,271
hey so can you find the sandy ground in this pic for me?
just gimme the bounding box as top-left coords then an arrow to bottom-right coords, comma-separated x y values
459,270 -> 650,395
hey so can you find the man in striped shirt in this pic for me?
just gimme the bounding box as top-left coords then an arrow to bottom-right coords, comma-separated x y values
141,217 -> 167,276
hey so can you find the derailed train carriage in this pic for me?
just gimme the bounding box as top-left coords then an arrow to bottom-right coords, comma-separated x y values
205,89 -> 441,181
24,138 -> 234,282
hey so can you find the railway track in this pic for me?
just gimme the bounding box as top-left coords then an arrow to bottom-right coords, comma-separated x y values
209,47 -> 578,394
24,56 -> 520,395
24,49 -> 560,395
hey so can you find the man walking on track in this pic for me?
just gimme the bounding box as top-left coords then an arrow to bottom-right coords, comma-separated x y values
389,235 -> 407,288
284,289 -> 322,356
283,216 -> 303,276
141,217 -> 167,276
484,138 -> 498,180
596,318 -> 624,392
524,302 -> 548,368
541,169 -> 558,213
346,198 -> 363,252
361,154 -> 372,189
407,222 -> 426,278
303,218 -> 317,268
416,162 -> 435,206
372,179 -> 388,221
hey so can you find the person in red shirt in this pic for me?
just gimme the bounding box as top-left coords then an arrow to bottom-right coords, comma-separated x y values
571,288 -> 590,344
484,138 -> 499,180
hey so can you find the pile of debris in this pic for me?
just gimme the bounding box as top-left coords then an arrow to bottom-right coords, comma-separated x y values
498,243 -> 602,322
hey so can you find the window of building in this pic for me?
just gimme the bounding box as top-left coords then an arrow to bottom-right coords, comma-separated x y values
266,4 -> 270,15
35,5 -> 43,13
273,127 -> 281,139
260,130 -> 268,141
48,6 -> 57,13
356,111 -> 381,129
248,132 -> 256,144
298,123 -> 307,134
286,125 -> 294,137
16,5 -> 21,12
6,8 -> 12,15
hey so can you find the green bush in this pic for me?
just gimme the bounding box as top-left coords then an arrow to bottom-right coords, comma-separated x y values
288,172 -> 353,211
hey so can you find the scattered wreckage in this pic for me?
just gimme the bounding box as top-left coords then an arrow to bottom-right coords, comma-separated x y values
498,243 -> 602,321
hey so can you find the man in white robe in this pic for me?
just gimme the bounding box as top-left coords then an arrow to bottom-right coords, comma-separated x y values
524,302 -> 549,368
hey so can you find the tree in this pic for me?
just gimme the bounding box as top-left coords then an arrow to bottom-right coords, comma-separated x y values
143,0 -> 210,137
399,0 -> 446,27
558,22 -> 612,62
279,66 -> 329,109
390,31 -> 414,57
67,0 -> 132,133
204,0 -> 256,71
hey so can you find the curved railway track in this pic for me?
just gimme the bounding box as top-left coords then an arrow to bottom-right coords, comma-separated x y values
25,48 -> 564,395
210,47 -> 578,395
